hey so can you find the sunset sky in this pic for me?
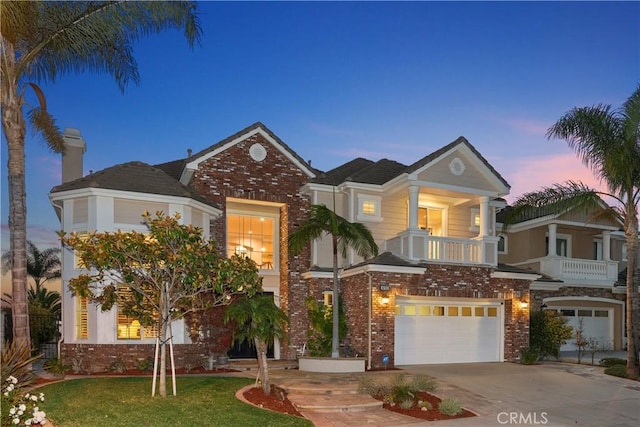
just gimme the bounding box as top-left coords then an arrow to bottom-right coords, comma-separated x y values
1,0 -> 638,271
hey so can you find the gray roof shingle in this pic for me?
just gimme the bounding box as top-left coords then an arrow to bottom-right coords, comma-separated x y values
51,161 -> 218,208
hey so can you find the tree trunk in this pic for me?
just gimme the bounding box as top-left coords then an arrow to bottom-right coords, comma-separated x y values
158,295 -> 169,397
625,207 -> 639,378
1,39 -> 31,350
255,337 -> 270,394
331,235 -> 339,358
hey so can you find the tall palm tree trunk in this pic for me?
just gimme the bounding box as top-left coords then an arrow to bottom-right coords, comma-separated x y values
1,40 -> 31,349
625,204 -> 639,377
332,235 -> 339,358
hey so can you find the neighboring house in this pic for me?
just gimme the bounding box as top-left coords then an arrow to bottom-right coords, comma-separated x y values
496,205 -> 626,351
50,122 -> 537,370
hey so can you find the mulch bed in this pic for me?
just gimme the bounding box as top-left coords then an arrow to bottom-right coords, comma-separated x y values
374,392 -> 476,421
243,385 -> 304,417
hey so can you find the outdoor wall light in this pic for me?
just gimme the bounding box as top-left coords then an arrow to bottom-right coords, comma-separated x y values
520,301 -> 529,309
381,295 -> 390,305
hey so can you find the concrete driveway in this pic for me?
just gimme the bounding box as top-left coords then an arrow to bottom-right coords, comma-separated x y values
401,361 -> 640,426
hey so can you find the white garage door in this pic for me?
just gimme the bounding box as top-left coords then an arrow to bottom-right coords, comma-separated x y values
394,297 -> 503,365
554,307 -> 613,352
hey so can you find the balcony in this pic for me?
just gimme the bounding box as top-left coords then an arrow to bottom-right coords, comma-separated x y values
519,256 -> 618,286
385,229 -> 499,266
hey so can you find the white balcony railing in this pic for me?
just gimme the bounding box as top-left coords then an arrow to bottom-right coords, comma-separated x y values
536,256 -> 619,284
385,230 -> 498,266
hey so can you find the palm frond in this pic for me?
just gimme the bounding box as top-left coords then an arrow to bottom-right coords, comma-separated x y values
26,106 -> 65,153
503,181 -> 604,230
15,1 -> 201,91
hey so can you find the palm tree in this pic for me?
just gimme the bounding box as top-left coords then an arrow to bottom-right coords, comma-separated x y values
224,294 -> 289,394
505,86 -> 640,377
289,204 -> 378,358
1,1 -> 201,348
2,240 -> 62,289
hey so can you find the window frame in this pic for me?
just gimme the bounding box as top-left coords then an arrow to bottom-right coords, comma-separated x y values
226,209 -> 279,270
356,194 -> 383,222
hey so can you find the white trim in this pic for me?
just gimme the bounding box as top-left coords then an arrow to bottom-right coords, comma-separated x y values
502,216 -> 622,234
183,127 -> 316,181
50,188 -> 221,217
301,270 -> 334,279
341,264 -> 426,277
530,281 -> 563,291
491,271 -> 541,281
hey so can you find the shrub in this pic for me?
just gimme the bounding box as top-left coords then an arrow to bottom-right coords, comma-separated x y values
604,364 -> 630,379
438,398 -> 462,416
399,398 -> 414,409
599,357 -> 626,368
411,374 -> 437,393
136,356 -> 154,373
305,295 -> 347,357
0,341 -> 38,386
109,359 -> 126,373
44,358 -> 70,376
520,347 -> 540,365
1,376 -> 47,426
529,310 -> 573,358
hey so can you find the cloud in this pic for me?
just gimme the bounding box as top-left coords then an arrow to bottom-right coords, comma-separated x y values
499,153 -> 609,203
492,117 -> 550,136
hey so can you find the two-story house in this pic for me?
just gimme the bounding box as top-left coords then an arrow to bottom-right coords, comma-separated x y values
50,122 -> 536,370
496,206 -> 627,351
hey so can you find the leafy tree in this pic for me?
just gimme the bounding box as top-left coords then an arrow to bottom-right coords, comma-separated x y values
529,310 -> 573,359
505,86 -> 640,377
289,204 -> 378,358
305,295 -> 347,357
1,0 -> 201,350
60,212 -> 261,397
224,294 -> 288,394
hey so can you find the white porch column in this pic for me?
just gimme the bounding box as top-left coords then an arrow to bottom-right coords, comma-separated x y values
408,186 -> 419,230
548,223 -> 558,256
479,196 -> 490,237
602,230 -> 611,261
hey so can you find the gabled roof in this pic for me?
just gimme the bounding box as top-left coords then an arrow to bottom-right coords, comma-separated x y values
405,136 -> 510,189
183,122 -> 319,181
50,161 -> 217,208
311,136 -> 509,190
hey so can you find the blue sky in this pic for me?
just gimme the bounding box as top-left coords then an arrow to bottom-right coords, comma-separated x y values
1,0 -> 639,255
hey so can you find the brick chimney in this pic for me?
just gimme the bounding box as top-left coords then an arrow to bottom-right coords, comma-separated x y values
62,128 -> 86,183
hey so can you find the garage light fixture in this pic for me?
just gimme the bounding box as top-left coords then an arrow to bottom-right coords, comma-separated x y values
520,301 -> 528,309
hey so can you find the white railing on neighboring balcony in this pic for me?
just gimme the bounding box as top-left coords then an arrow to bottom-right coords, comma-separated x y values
385,229 -> 498,266
536,256 -> 619,284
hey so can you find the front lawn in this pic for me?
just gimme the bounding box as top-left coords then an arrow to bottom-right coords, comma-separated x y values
38,376 -> 312,427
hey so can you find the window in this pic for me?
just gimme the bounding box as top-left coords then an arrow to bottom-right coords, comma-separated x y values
447,306 -> 459,316
404,305 -> 416,316
76,296 -> 88,340
418,207 -> 444,236
323,291 -> 333,307
546,234 -> 571,257
487,307 -> 498,317
461,307 -> 472,317
432,306 -> 445,316
498,235 -> 507,254
593,239 -> 602,260
357,195 -> 382,222
622,243 -> 627,261
474,307 -> 484,317
116,288 -> 158,340
227,214 -> 275,269
578,309 -> 593,317
594,310 -> 609,318
419,306 -> 431,316
470,208 -> 480,230
559,309 -> 575,317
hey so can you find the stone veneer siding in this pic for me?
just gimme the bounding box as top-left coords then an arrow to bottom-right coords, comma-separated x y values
311,264 -> 531,368
189,133 -> 312,359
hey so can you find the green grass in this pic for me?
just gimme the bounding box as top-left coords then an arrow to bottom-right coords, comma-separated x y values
38,377 -> 312,427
